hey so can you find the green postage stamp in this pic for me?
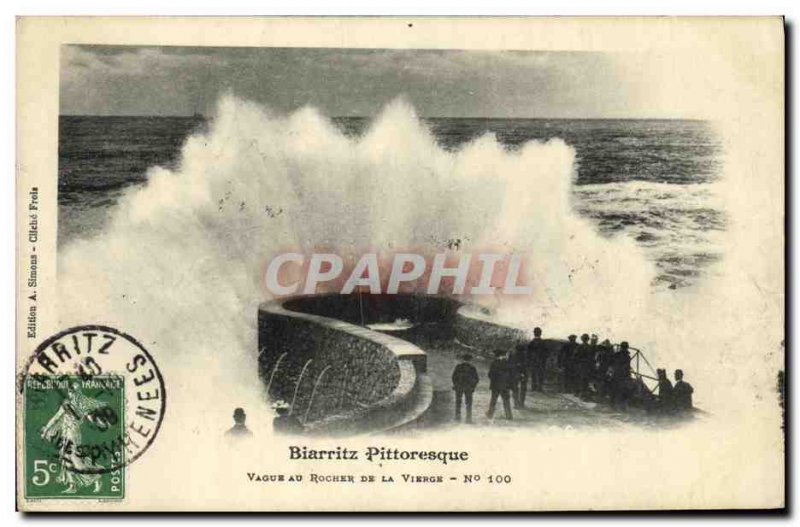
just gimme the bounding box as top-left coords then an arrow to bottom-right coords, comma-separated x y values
23,375 -> 126,499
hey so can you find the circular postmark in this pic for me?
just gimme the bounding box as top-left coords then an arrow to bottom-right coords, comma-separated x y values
22,325 -> 166,477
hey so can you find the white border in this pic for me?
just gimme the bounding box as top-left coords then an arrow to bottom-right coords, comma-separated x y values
4,1 -> 795,524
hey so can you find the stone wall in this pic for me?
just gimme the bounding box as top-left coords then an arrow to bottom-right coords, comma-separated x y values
282,294 -> 461,327
257,294 -> 571,434
453,306 -> 566,359
258,299 -> 429,435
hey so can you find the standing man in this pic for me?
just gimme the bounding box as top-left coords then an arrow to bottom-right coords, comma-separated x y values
611,342 -> 633,408
226,407 -> 253,437
511,344 -> 528,408
589,334 -> 599,378
576,333 -> 593,397
559,335 -> 578,393
595,339 -> 615,397
656,368 -> 674,413
527,327 -> 547,393
452,353 -> 479,423
672,369 -> 694,413
487,349 -> 514,420
575,333 -> 590,396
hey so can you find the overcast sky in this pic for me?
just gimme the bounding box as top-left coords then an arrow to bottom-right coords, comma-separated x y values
60,45 -> 690,119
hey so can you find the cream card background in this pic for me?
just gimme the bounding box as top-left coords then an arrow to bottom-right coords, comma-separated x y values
16,17 -> 784,511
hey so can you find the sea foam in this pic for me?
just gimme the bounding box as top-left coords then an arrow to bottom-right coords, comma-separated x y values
57,94 -> 657,437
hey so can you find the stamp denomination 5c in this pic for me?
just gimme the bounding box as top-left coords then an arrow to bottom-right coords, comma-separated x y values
22,325 -> 166,499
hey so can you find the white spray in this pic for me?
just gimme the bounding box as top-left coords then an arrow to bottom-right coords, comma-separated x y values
57,95 -> 726,445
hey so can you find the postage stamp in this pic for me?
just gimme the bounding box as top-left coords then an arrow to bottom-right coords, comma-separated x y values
23,375 -> 126,499
21,325 -> 166,500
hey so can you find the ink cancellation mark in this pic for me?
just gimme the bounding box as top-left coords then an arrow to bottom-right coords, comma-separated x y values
24,375 -> 126,499
22,326 -> 166,499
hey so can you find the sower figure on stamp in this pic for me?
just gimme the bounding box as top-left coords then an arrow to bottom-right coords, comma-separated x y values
40,381 -> 105,494
451,353 -> 479,423
527,327 -> 547,393
486,349 -> 514,421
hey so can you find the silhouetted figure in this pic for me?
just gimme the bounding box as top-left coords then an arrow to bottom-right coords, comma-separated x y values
575,333 -> 594,397
558,335 -> 578,393
226,407 -> 253,437
672,369 -> 694,413
487,349 -> 514,420
511,344 -> 528,408
589,334 -> 599,379
595,339 -> 615,396
527,327 -> 547,392
611,342 -> 633,408
452,354 -> 479,423
657,368 -> 674,413
273,406 -> 304,434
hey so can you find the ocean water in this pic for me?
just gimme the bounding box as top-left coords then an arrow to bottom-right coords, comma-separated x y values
58,114 -> 723,289
53,98 -> 730,436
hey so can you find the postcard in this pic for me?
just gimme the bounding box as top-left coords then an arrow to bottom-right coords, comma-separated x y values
16,16 -> 785,511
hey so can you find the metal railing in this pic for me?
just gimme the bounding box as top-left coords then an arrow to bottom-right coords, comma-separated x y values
627,346 -> 660,393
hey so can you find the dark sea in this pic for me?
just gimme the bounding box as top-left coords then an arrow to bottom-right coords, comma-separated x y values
58,116 -> 723,289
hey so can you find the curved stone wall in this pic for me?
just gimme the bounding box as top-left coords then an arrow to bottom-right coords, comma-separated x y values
258,294 -> 564,435
282,294 -> 461,334
258,297 -> 431,435
454,305 -> 566,359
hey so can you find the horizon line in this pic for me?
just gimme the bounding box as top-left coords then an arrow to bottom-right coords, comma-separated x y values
59,113 -> 708,121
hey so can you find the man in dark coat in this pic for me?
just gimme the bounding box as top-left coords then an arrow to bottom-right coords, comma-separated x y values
511,344 -> 528,408
226,407 -> 253,437
611,341 -> 633,408
486,349 -> 514,420
575,333 -> 594,397
672,369 -> 694,412
558,335 -> 578,393
527,327 -> 547,393
656,368 -> 674,413
595,339 -> 614,377
595,339 -> 615,397
452,354 -> 480,423
589,334 -> 599,377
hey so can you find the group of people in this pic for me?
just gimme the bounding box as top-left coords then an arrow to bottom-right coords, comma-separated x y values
656,368 -> 695,414
225,403 -> 305,438
451,327 -> 694,422
554,332 -> 639,408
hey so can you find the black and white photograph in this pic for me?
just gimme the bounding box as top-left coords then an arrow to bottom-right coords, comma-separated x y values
15,16 -> 785,511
